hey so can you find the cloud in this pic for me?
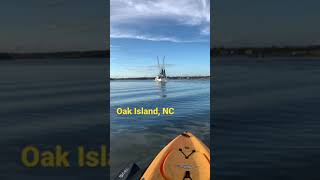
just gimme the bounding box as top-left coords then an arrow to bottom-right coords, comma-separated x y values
200,25 -> 210,35
110,0 -> 210,42
110,45 -> 120,48
111,31 -> 207,43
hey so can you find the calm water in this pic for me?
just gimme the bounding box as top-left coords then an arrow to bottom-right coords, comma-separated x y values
2,57 -> 320,179
110,80 -> 210,178
213,57 -> 320,180
0,58 -> 108,180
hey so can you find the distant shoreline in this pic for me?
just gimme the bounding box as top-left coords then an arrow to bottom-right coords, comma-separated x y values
211,45 -> 320,57
0,50 -> 108,60
110,76 -> 210,80
1,45 -> 320,60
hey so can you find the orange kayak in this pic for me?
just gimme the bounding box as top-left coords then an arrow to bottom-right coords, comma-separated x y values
140,132 -> 210,180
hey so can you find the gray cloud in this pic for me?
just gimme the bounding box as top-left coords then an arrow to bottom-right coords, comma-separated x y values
110,0 -> 210,42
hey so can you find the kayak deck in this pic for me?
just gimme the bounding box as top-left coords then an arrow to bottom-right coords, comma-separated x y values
141,132 -> 210,180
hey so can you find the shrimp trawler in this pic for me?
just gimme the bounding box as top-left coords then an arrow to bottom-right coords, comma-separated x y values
155,56 -> 167,82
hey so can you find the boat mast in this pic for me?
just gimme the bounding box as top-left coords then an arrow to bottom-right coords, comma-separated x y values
156,56 -> 167,78
157,56 -> 160,70
157,56 -> 161,75
162,56 -> 166,77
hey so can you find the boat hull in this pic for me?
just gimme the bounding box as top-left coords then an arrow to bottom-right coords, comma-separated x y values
155,77 -> 167,82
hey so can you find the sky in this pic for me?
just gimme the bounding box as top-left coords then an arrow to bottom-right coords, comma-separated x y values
0,0 -> 107,52
1,0 -> 320,52
213,0 -> 320,47
110,0 -> 210,78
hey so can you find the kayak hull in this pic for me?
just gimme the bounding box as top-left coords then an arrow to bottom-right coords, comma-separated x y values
141,132 -> 210,180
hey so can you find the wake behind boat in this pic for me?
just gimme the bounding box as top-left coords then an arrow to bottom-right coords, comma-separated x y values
155,56 -> 168,82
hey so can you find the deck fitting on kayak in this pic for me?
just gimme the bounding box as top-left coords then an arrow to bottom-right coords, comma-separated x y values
179,149 -> 196,159
183,171 -> 192,180
181,132 -> 191,137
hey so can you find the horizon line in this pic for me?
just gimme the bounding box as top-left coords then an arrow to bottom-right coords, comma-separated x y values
110,75 -> 211,79
2,45 -> 320,54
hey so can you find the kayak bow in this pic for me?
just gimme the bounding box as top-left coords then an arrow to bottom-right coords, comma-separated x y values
141,132 -> 210,180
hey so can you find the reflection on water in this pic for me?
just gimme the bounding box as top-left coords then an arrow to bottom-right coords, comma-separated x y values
214,57 -> 320,180
110,80 -> 210,179
157,82 -> 167,98
0,58 -> 108,180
